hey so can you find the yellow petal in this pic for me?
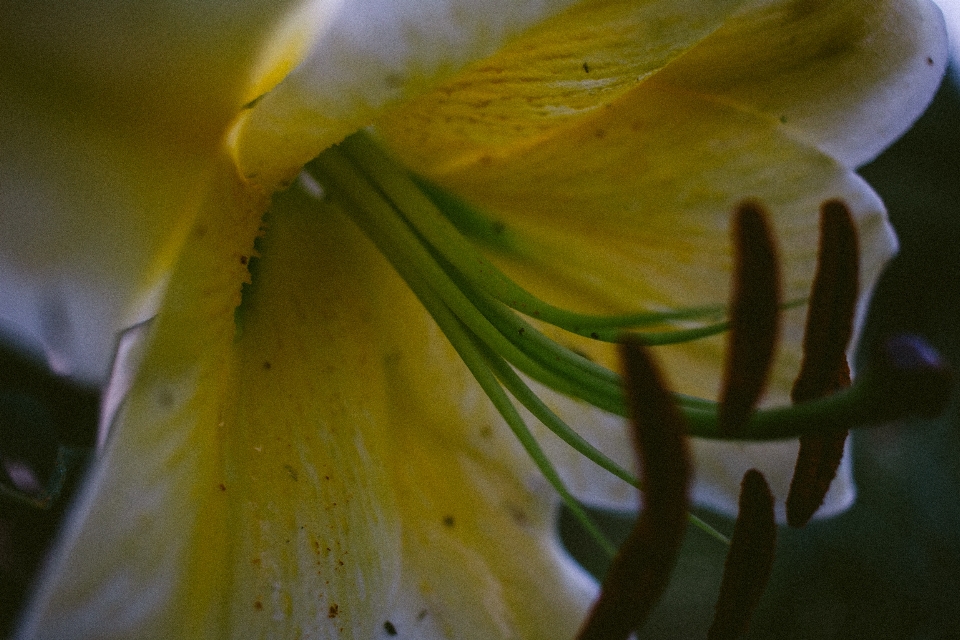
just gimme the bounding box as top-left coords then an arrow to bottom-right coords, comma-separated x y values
20,176 -> 595,638
230,0 -> 585,189
650,0 -> 948,166
0,0 -> 300,381
383,83 -> 895,404
226,186 -> 596,638
374,0 -> 751,174
17,154 -> 268,639
379,0 -> 945,174
379,352 -> 597,639
229,0 -> 750,189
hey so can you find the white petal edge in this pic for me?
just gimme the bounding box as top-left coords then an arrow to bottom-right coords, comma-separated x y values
934,0 -> 960,83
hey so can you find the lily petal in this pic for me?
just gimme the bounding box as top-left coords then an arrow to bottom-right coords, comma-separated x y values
15,153 -> 267,638
230,0 -> 591,190
384,85 -> 896,405
371,0 -> 752,175
650,0 -> 948,167
377,0 -> 946,172
0,0 -> 299,381
18,175 -> 596,638
366,0 -> 944,516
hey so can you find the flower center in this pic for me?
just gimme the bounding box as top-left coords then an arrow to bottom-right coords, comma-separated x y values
300,130 -> 952,552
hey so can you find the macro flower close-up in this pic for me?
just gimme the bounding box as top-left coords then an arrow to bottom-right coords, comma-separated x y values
0,1 -> 950,639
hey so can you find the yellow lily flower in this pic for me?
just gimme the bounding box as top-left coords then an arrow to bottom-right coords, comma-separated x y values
1,0 -> 946,638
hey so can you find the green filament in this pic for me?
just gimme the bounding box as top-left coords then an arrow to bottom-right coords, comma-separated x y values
422,290 -> 621,558
307,138 -> 737,547
310,152 -> 621,554
303,131 -> 891,551
326,135 -> 731,418
339,132 -> 732,340
409,174 -> 525,255
313,133 -> 879,442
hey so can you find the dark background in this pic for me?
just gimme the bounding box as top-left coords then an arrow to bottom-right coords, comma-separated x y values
2,74 -> 959,640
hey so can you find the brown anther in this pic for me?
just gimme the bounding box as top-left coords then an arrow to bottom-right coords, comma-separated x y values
718,201 -> 781,436
786,200 -> 859,527
791,199 -> 859,404
708,469 -> 777,640
786,427 -> 850,528
576,338 -> 690,640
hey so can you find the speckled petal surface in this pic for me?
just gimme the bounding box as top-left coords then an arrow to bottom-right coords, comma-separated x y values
17,176 -> 597,639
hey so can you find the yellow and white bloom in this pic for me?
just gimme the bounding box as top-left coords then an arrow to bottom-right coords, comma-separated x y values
0,1 -> 946,638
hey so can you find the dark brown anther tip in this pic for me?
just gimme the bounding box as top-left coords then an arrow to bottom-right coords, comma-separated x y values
786,429 -> 849,528
576,338 -> 690,640
786,199 -> 859,527
708,469 -> 777,640
786,353 -> 850,530
718,201 -> 782,436
867,333 -> 953,421
791,199 -> 859,405
619,337 -> 690,511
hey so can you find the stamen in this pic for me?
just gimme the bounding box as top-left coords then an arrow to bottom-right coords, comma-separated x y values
339,131 -> 732,341
791,200 -> 859,403
786,427 -> 849,528
576,338 -> 690,640
309,143 -> 618,555
718,202 -> 781,435
786,200 -> 858,528
707,469 -> 776,640
301,133 -> 951,565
